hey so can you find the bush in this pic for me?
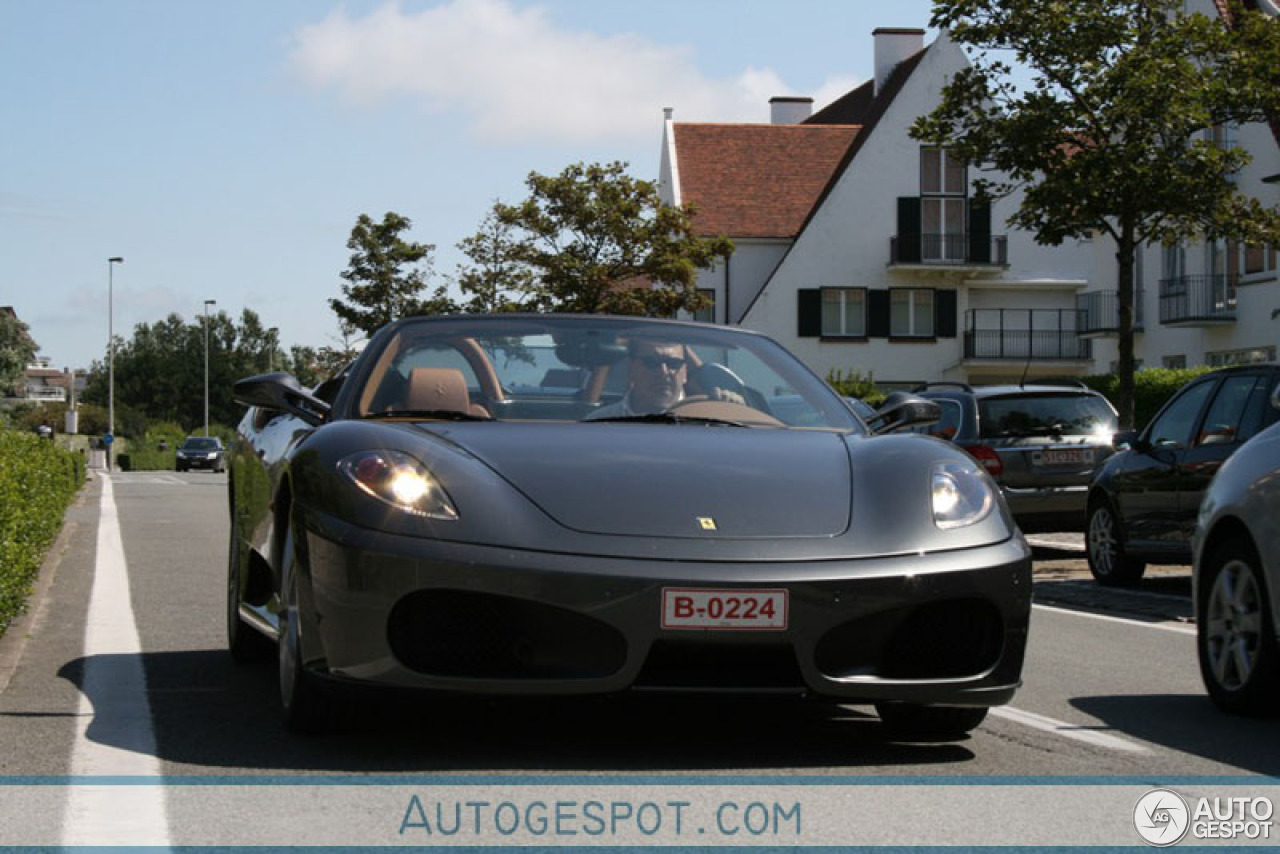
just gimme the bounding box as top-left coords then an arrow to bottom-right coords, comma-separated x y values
826,368 -> 887,408
1081,367 -> 1215,430
117,449 -> 177,472
0,430 -> 86,638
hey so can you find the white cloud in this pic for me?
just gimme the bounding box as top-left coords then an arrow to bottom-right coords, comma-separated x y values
289,0 -> 857,144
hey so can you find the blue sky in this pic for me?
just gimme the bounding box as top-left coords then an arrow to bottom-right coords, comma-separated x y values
2,0 -> 939,371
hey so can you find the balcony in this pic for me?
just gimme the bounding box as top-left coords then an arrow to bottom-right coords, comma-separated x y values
963,309 -> 1092,362
1159,275 -> 1237,326
1076,290 -> 1144,336
889,233 -> 1008,273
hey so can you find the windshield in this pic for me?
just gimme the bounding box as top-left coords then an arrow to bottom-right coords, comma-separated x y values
181,437 -> 221,450
346,315 -> 860,432
978,393 -> 1117,439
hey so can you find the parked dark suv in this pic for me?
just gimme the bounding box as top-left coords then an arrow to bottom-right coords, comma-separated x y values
176,436 -> 226,472
1086,364 -> 1280,586
912,381 -> 1119,534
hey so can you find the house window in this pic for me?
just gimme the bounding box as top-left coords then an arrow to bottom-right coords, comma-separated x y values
821,288 -> 866,337
1162,355 -> 1186,369
693,289 -> 715,323
920,147 -> 966,261
1242,243 -> 1275,278
890,289 -> 934,337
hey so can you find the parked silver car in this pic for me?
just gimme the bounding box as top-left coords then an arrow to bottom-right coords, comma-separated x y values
1192,383 -> 1280,714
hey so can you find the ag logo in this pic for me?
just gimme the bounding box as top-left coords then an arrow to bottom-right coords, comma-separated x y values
1134,789 -> 1190,846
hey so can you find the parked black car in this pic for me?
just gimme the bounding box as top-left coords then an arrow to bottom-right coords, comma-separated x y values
176,436 -> 226,472
1087,363 -> 1280,586
911,381 -> 1119,534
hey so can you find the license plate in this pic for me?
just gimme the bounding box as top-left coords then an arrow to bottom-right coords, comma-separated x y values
1035,448 -> 1095,466
661,588 -> 788,631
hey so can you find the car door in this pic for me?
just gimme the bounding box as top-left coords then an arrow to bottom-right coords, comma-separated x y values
1176,372 -> 1275,541
1112,376 -> 1218,553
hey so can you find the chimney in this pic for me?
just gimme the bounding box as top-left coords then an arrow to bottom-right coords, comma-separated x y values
770,96 -> 813,125
873,28 -> 925,95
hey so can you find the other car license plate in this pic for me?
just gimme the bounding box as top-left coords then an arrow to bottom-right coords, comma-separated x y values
661,588 -> 788,630
1035,448 -> 1094,466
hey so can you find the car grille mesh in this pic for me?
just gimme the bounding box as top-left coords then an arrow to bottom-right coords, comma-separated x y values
387,590 -> 627,679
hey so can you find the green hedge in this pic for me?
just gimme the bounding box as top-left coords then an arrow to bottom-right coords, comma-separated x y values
1081,367 -> 1215,430
0,431 -> 86,638
117,449 -> 177,472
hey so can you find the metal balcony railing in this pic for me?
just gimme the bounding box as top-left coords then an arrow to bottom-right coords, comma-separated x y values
1158,275 -> 1237,324
890,233 -> 1008,266
1075,290 -> 1144,334
963,309 -> 1092,360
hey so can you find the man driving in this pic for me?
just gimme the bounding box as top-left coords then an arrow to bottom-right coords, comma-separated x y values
587,339 -> 688,419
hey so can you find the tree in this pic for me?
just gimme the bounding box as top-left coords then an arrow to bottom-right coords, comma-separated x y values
81,308 -> 288,433
330,212 -> 453,337
460,161 -> 734,316
0,310 -> 37,397
912,0 -> 1280,427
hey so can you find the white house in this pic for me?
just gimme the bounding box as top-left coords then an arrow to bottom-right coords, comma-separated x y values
663,27 -> 1098,388
663,9 -> 1279,386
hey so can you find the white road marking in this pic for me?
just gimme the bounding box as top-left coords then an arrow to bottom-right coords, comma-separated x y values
1033,602 -> 1196,635
989,705 -> 1150,753
62,474 -> 172,847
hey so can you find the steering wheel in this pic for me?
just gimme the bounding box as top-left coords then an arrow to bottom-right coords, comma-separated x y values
690,363 -> 773,415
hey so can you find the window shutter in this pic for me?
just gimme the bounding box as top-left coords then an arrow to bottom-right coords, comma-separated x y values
896,197 -> 921,263
935,290 -> 958,338
968,199 -> 991,263
867,290 -> 891,337
797,289 -> 822,337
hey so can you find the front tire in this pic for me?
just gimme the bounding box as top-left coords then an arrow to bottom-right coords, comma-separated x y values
278,518 -> 333,733
1086,499 -> 1146,587
876,703 -> 988,739
227,509 -> 271,663
1198,540 -> 1280,715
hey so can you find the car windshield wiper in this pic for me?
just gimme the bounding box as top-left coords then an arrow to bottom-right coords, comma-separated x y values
363,409 -> 492,422
587,412 -> 749,428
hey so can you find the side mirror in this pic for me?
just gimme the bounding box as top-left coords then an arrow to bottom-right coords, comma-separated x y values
867,391 -> 941,435
233,372 -> 331,427
1272,383 -> 1280,410
1112,429 -> 1140,451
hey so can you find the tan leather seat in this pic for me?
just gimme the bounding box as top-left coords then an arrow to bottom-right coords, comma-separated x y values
405,368 -> 489,418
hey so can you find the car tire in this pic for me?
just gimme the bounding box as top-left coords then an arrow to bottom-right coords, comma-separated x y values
1197,539 -> 1280,715
227,509 -> 272,664
875,703 -> 988,739
278,517 -> 333,734
1086,499 -> 1146,587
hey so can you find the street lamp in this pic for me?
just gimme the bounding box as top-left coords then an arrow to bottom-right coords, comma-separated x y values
267,326 -> 279,372
107,257 -> 123,470
203,299 -> 216,437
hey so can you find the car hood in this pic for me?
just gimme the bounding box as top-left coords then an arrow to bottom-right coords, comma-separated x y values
426,423 -> 852,540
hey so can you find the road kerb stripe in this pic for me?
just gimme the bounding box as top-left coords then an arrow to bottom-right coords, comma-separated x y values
62,474 -> 172,847
989,705 -> 1150,753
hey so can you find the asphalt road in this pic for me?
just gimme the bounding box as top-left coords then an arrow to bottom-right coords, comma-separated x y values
1,471 -> 1277,846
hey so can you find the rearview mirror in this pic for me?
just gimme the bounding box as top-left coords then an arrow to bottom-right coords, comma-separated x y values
867,391 -> 941,435
233,372 -> 331,427
1111,429 -> 1140,451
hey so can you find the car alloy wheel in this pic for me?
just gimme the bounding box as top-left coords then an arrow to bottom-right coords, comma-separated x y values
1198,542 -> 1279,715
226,508 -> 271,663
1086,501 -> 1145,587
278,517 -> 332,733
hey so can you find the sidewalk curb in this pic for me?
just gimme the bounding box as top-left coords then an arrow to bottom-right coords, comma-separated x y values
0,475 -> 100,696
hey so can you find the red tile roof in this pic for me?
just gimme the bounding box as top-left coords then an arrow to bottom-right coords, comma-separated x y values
673,123 -> 860,238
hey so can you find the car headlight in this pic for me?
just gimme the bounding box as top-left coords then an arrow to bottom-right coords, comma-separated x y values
931,460 -> 995,530
338,450 -> 459,520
